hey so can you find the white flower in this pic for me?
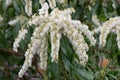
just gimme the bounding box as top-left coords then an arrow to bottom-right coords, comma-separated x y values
62,23 -> 89,65
8,18 -> 19,26
18,19 -> 50,77
5,0 -> 12,7
18,52 -> 33,77
75,23 -> 96,46
28,3 -> 49,26
13,29 -> 27,52
16,3 -> 96,77
92,14 -> 101,26
37,36 -> 48,70
39,0 -> 45,6
99,17 -> 120,49
116,26 -> 120,50
50,23 -> 62,62
8,15 -> 27,26
38,2 -> 49,17
24,0 -> 32,16
92,26 -> 101,34
48,0 -> 56,9
57,0 -> 67,4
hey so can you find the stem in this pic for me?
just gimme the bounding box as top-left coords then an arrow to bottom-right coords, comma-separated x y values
0,48 -> 23,56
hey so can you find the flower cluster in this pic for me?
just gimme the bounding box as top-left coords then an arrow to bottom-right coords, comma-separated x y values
13,2 -> 96,78
25,0 -> 67,15
99,17 -> 120,50
8,15 -> 27,26
25,0 -> 57,16
92,14 -> 101,34
92,14 -> 101,26
24,0 -> 32,16
13,28 -> 28,52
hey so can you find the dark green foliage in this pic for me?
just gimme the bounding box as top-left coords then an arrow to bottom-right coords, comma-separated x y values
0,0 -> 120,80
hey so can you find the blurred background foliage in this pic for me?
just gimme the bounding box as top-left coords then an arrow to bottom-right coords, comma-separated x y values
0,0 -> 120,80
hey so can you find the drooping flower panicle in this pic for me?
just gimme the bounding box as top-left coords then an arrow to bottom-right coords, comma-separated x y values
13,2 -> 96,78
92,14 -> 101,26
24,0 -> 32,16
13,28 -> 27,52
8,15 -> 27,26
99,17 -> 120,49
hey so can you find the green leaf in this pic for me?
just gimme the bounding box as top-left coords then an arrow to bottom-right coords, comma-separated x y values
79,0 -> 87,6
48,63 -> 60,80
61,52 -> 73,72
106,33 -> 113,50
74,68 -> 94,80
72,70 -> 83,80
12,0 -> 20,13
60,36 -> 74,61
107,74 -> 118,80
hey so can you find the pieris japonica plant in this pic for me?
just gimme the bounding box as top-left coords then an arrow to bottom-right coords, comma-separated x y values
12,1 -> 96,78
0,0 -> 120,80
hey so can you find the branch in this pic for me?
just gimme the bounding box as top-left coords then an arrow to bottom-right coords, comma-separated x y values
33,54 -> 45,77
37,67 -> 45,77
0,48 -> 24,56
0,48 -> 45,77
